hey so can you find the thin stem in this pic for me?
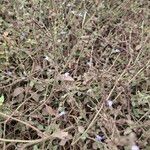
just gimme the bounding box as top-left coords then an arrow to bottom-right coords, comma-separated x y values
0,112 -> 48,138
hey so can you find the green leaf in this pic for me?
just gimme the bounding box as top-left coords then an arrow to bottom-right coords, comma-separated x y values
29,80 -> 35,87
81,133 -> 88,140
0,94 -> 4,106
37,124 -> 44,130
33,145 -> 39,150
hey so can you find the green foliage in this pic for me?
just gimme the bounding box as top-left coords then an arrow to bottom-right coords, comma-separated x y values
0,94 -> 4,106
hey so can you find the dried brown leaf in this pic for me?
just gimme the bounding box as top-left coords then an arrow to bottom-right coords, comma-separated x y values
52,130 -> 68,139
59,139 -> 68,146
135,44 -> 142,50
31,93 -> 40,102
45,105 -> 56,116
35,84 -> 45,91
13,87 -> 24,97
59,73 -> 74,82
78,126 -> 85,133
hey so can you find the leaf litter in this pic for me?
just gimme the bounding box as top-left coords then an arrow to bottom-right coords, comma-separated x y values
0,0 -> 149,149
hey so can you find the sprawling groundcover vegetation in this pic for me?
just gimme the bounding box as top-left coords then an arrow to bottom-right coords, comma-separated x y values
0,0 -> 149,149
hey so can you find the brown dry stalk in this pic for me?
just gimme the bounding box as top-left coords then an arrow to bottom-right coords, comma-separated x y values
0,126 -> 73,150
72,59 -> 150,145
0,111 -> 48,138
0,137 -> 49,143
71,58 -> 132,145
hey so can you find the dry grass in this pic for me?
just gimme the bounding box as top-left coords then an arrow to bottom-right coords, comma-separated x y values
0,0 -> 150,150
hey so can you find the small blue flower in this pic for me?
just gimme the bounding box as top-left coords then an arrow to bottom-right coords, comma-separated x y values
6,71 -> 12,76
131,145 -> 139,150
45,56 -> 49,61
59,111 -> 66,116
95,135 -> 104,142
107,100 -> 113,107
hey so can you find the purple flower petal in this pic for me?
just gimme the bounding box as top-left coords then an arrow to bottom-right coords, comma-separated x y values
107,100 -> 113,107
131,145 -> 139,150
95,135 -> 104,142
